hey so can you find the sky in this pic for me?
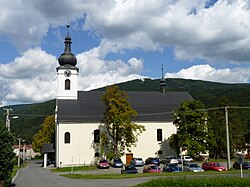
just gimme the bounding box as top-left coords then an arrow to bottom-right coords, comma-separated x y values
0,0 -> 250,106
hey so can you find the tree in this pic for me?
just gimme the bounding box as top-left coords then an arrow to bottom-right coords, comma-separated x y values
32,115 -> 55,153
0,121 -> 15,187
170,100 -> 210,156
100,85 -> 145,159
208,97 -> 246,159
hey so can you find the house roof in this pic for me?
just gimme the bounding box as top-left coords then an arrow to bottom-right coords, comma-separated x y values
57,91 -> 193,123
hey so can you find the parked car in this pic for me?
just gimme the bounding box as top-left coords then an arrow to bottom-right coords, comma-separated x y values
183,163 -> 204,172
202,162 -> 226,171
178,155 -> 193,163
233,161 -> 250,170
145,157 -> 160,166
131,157 -> 144,167
161,156 -> 178,164
121,165 -> 138,174
110,158 -> 123,168
143,164 -> 161,173
97,159 -> 109,169
163,163 -> 182,172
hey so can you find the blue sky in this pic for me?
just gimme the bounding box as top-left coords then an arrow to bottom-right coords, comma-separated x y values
0,0 -> 250,105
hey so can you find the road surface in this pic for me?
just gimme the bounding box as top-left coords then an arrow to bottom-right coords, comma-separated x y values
12,160 -> 151,187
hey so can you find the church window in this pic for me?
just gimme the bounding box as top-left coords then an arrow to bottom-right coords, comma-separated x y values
157,129 -> 162,141
65,79 -> 70,90
94,129 -> 100,143
64,132 -> 70,144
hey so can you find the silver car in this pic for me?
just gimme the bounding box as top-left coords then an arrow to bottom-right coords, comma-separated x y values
183,163 -> 204,172
131,158 -> 144,167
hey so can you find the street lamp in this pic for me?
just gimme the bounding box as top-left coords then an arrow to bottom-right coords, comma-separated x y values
3,108 -> 18,131
18,139 -> 25,168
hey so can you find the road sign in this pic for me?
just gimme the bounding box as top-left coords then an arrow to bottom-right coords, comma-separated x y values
237,155 -> 244,165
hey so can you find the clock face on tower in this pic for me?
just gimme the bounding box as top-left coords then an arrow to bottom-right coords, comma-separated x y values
64,70 -> 71,77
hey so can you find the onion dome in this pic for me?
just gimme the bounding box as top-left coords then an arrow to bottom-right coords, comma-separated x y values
58,25 -> 77,66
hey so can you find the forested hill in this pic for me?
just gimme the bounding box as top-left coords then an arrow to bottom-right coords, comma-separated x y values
97,78 -> 250,107
1,78 -> 250,143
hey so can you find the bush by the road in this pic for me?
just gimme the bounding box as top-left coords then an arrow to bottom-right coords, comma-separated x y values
0,123 -> 15,187
134,177 -> 250,187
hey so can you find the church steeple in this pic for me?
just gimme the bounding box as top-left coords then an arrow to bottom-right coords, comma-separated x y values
56,25 -> 78,100
58,25 -> 77,67
160,64 -> 166,94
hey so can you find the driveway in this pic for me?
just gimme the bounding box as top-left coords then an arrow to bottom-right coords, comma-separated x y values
12,160 -> 152,187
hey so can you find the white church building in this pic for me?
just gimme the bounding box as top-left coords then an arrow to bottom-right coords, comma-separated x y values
55,26 -> 193,168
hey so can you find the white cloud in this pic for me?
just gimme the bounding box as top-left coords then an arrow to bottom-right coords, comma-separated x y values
166,64 -> 250,83
0,47 -> 144,104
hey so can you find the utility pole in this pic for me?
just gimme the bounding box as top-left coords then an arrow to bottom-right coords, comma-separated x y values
225,106 -> 231,170
4,108 -> 12,131
18,138 -> 21,168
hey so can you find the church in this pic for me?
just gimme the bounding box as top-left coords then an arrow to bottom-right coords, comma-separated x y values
55,26 -> 193,168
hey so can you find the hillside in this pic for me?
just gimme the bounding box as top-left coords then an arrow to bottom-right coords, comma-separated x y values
1,78 -> 250,143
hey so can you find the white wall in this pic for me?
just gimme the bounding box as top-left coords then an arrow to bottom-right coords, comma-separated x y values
56,121 -> 176,167
57,69 -> 78,100
124,122 -> 176,163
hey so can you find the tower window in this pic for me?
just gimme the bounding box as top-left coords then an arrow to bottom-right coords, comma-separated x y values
65,79 -> 70,90
64,132 -> 70,144
94,129 -> 100,143
157,129 -> 162,142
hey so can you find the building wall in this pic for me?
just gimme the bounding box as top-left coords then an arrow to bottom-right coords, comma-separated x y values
56,121 -> 176,167
57,69 -> 78,100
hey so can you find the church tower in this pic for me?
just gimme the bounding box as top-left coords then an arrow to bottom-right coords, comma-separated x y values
160,64 -> 167,94
56,25 -> 79,100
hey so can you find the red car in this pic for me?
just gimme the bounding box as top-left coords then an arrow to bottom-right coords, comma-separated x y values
143,164 -> 161,173
97,159 -> 109,169
202,162 -> 226,171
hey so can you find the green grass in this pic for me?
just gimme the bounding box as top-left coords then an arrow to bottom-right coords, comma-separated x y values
50,165 -> 97,173
133,177 -> 250,187
61,169 -> 250,179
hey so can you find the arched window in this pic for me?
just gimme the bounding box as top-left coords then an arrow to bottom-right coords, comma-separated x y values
157,129 -> 162,142
94,129 -> 100,143
65,79 -> 70,90
64,132 -> 70,144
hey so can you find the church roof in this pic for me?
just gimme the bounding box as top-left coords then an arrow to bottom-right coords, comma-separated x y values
57,91 -> 193,123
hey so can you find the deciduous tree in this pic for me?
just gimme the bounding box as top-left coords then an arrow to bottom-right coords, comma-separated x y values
170,100 -> 210,156
32,115 -> 55,153
100,85 -> 145,159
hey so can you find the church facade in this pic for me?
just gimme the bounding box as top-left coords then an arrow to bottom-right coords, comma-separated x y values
55,26 -> 193,168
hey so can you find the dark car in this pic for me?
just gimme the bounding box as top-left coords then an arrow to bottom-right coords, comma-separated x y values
145,157 -> 160,166
110,158 -> 123,168
121,165 -> 138,174
202,162 -> 226,171
233,161 -> 250,170
97,159 -> 109,169
163,163 -> 182,172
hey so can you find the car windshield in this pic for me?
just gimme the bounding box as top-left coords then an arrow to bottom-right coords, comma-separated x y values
189,164 -> 199,168
244,162 -> 250,166
149,165 -> 159,170
114,158 -> 121,162
214,163 -> 222,166
126,166 -> 136,170
99,160 -> 107,163
136,158 -> 143,161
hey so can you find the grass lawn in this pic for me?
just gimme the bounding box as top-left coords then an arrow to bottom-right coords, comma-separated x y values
50,165 -> 97,173
133,177 -> 250,187
61,169 -> 250,179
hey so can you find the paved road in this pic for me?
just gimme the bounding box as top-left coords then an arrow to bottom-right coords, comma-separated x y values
11,161 -> 152,187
